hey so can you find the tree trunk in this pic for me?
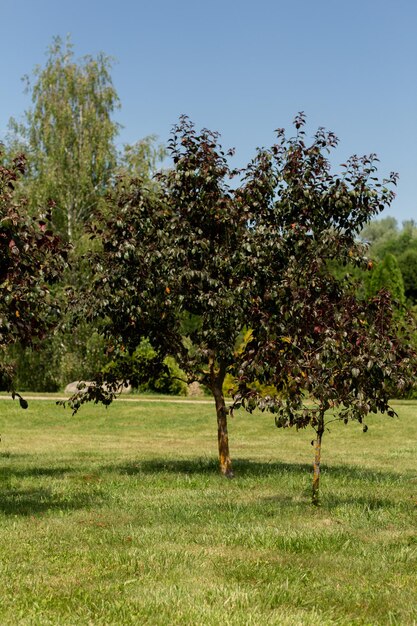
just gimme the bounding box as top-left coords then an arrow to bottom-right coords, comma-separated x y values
210,358 -> 233,478
67,200 -> 74,242
312,413 -> 325,506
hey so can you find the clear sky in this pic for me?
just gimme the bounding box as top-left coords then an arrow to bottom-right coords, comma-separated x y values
1,0 -> 416,223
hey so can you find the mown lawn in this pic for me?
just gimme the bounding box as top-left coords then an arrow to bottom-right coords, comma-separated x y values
0,397 -> 416,625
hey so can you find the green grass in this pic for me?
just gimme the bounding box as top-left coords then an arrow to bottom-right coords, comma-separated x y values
0,397 -> 416,625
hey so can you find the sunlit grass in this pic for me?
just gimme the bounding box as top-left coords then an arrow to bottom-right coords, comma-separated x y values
0,397 -> 416,625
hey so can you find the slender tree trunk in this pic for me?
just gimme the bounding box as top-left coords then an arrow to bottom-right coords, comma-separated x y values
210,357 -> 233,478
312,412 -> 325,506
67,201 -> 73,242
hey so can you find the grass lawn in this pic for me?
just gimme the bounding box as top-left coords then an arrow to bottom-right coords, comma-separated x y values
0,396 -> 416,625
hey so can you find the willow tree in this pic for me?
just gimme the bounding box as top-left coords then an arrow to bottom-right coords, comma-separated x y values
8,36 -> 120,241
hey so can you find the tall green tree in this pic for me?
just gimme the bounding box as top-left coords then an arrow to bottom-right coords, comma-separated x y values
368,253 -> 406,307
116,135 -> 166,185
8,36 -> 120,241
398,249 -> 417,303
363,219 -> 417,261
362,219 -> 417,305
360,216 -> 398,246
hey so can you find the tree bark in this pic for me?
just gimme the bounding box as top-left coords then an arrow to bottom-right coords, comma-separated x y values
210,357 -> 233,477
312,413 -> 325,506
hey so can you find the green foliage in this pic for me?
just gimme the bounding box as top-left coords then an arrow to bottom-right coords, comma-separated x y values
130,340 -> 187,396
8,35 -> 120,241
9,343 -> 61,392
61,320 -> 107,378
368,252 -> 406,307
116,135 -> 166,184
398,248 -> 417,302
362,219 -> 417,259
223,372 -> 278,399
362,219 -> 417,305
360,215 -> 398,246
3,317 -> 110,393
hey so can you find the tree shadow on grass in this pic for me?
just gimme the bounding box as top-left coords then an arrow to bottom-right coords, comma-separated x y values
322,493 -> 402,511
261,491 -> 403,511
99,457 -> 409,515
102,456 -> 406,485
1,456 -> 409,516
0,465 -> 76,480
0,462 -> 104,516
102,457 -> 301,477
0,485 -> 105,516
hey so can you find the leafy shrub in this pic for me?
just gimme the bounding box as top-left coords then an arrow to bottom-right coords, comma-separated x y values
130,339 -> 187,396
8,342 -> 61,392
222,372 -> 278,399
59,324 -> 108,385
368,253 -> 406,307
6,322 -> 109,392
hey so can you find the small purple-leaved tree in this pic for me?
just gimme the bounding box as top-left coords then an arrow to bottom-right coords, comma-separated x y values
232,114 -> 417,501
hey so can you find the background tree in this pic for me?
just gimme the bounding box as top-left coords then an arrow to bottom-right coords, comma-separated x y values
0,152 -> 68,400
367,252 -> 406,307
8,36 -> 120,241
365,219 -> 417,260
398,249 -> 417,303
116,135 -> 166,185
360,216 -> 398,247
360,219 -> 417,305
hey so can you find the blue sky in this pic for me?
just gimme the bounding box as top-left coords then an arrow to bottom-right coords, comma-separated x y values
1,0 -> 416,223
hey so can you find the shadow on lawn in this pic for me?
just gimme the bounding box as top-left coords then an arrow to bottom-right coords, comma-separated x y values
0,485 -> 104,516
0,464 -> 104,516
0,465 -> 75,479
0,457 -> 408,516
103,456 -> 404,485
